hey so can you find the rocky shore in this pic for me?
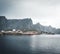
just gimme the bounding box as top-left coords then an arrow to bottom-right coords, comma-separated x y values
0,31 -> 39,35
0,30 -> 55,35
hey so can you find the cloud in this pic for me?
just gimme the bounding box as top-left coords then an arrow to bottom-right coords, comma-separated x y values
0,0 -> 60,14
0,0 -> 60,28
0,0 -> 12,15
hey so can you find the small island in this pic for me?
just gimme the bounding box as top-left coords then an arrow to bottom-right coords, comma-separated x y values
0,29 -> 55,35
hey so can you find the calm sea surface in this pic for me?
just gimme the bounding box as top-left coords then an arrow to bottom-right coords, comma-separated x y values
0,34 -> 60,54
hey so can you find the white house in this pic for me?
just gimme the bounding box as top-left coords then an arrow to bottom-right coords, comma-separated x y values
12,29 -> 16,31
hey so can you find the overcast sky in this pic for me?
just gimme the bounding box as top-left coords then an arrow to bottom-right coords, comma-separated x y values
0,0 -> 60,28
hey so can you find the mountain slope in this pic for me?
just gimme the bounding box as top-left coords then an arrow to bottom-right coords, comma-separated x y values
0,16 -> 60,34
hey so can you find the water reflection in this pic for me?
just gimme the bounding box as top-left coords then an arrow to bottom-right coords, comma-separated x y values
1,35 -> 32,54
30,35 -> 60,53
1,35 -> 60,54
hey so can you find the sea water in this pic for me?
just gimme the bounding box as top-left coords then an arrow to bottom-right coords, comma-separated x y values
0,34 -> 60,54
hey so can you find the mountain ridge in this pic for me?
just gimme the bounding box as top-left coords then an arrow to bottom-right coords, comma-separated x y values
0,16 -> 60,34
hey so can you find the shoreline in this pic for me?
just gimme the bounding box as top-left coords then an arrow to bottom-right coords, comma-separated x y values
0,31 -> 39,35
0,31 -> 55,35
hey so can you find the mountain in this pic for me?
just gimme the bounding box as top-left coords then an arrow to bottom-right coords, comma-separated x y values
0,16 -> 7,31
32,23 -> 56,33
0,16 -> 60,34
7,18 -> 33,31
55,29 -> 60,34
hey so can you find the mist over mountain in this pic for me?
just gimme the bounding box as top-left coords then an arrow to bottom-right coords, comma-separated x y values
0,16 -> 60,34
32,23 -> 56,33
